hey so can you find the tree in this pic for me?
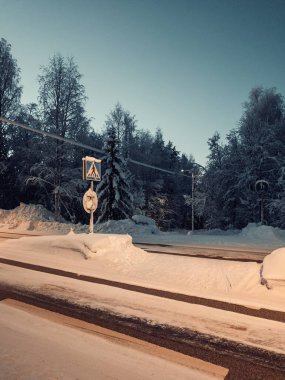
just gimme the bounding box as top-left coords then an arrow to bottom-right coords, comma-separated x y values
0,38 -> 21,114
96,124 -> 133,223
237,87 -> 285,225
0,38 -> 22,208
10,103 -> 43,205
203,87 -> 285,229
28,54 -> 90,220
203,133 -> 228,228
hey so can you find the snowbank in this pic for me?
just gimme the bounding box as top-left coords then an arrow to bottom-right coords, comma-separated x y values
0,204 -> 159,236
2,230 -> 285,310
240,223 -> 285,246
0,230 -> 137,260
2,204 -> 285,250
137,223 -> 285,248
95,217 -> 159,235
262,247 -> 285,289
132,214 -> 156,226
0,232 -> 271,301
0,203 -> 58,224
0,203 -> 75,233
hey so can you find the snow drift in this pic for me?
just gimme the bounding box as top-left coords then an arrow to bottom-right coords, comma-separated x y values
0,230 -> 282,304
262,247 -> 285,289
0,203 -> 159,236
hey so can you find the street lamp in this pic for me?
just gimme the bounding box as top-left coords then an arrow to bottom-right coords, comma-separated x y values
181,163 -> 205,234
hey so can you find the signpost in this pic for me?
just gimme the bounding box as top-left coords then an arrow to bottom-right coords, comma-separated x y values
255,179 -> 269,224
82,156 -> 101,233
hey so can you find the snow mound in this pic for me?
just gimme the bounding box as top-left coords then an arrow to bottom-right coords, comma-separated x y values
132,215 -> 156,226
240,223 -> 285,245
261,247 -> 285,289
0,203 -> 67,230
95,218 -> 159,235
0,204 -> 159,236
1,231 -> 138,261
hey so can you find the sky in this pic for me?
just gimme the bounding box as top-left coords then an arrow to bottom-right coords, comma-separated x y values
1,0 -> 285,166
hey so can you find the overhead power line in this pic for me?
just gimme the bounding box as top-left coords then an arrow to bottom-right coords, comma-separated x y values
0,117 -> 190,177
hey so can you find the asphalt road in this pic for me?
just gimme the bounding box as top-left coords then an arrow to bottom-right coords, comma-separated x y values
135,242 -> 270,263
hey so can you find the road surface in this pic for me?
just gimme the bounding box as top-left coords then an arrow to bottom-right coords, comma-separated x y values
1,284 -> 285,380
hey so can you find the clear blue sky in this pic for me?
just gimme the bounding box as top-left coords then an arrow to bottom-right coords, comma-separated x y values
1,0 -> 285,165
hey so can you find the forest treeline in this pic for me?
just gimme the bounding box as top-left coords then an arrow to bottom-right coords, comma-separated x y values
1,38 -> 285,230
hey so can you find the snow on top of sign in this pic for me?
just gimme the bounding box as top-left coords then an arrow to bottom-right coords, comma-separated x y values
84,156 -> 101,163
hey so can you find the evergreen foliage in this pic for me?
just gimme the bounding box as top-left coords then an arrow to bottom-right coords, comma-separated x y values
3,39 -> 285,231
96,123 -> 134,223
26,54 -> 90,221
0,38 -> 22,208
204,87 -> 285,229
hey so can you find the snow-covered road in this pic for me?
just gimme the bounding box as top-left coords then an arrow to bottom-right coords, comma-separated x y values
0,299 -> 224,380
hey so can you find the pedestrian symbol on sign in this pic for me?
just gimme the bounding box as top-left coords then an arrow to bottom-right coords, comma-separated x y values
87,161 -> 100,180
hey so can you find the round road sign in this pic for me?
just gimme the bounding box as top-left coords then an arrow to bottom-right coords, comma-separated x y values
83,189 -> 98,214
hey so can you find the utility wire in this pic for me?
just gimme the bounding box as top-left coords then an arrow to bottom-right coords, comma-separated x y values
0,117 -> 191,177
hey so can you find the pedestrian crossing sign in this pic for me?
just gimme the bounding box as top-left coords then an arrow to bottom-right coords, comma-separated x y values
82,156 -> 101,181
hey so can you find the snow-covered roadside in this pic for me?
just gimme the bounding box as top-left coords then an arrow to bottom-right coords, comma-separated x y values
1,211 -> 285,360
2,203 -> 285,249
0,203 -> 159,236
0,232 -> 285,311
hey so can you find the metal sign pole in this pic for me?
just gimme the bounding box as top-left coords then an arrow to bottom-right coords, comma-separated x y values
192,173 -> 195,233
255,180 -> 269,225
261,195 -> 264,225
90,181 -> 94,234
82,156 -> 101,234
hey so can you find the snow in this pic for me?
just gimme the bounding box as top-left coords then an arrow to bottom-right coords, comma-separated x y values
3,203 -> 285,249
0,203 -> 159,235
0,302 -> 219,380
262,247 -> 285,289
132,214 -> 156,226
1,230 -> 285,311
134,224 -> 285,249
2,203 -> 285,376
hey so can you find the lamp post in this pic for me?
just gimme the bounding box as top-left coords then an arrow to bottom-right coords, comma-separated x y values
191,172 -> 194,233
181,163 -> 205,234
255,179 -> 269,224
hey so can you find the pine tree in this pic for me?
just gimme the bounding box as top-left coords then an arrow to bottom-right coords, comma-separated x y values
237,87 -> 285,225
96,124 -> 133,223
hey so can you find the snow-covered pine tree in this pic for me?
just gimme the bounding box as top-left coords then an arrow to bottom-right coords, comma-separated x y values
237,87 -> 285,226
96,124 -> 134,223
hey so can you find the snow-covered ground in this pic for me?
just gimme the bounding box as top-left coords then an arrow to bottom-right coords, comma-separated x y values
1,203 -> 285,306
1,203 -> 285,378
2,203 -> 285,248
